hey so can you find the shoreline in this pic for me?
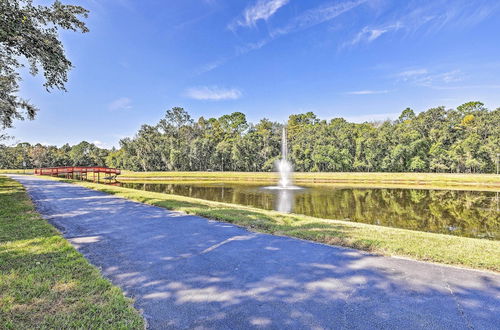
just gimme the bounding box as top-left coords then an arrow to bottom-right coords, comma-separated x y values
34,175 -> 500,272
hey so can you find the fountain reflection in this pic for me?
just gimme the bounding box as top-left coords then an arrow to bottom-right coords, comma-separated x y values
276,188 -> 295,213
120,181 -> 500,239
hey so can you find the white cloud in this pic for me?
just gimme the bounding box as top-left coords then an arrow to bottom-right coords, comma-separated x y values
92,140 -> 111,149
200,0 -> 366,74
431,84 -> 500,90
345,1 -> 500,50
184,86 -> 242,100
436,70 -> 463,83
346,90 -> 389,95
345,112 -> 400,123
195,58 -> 228,75
236,39 -> 270,55
366,29 -> 387,41
397,69 -> 463,87
270,0 -> 367,38
238,0 -> 367,53
348,23 -> 402,46
230,0 -> 289,30
397,69 -> 429,79
108,97 -> 132,111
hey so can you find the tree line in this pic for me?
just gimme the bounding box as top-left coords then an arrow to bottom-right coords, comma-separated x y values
0,141 -> 109,169
1,101 -> 498,173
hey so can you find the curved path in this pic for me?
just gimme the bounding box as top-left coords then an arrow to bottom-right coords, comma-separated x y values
11,175 -> 500,329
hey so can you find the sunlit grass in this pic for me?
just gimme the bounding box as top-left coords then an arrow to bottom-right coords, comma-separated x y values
2,169 -> 499,190
117,171 -> 500,190
61,178 -> 500,272
0,176 -> 144,329
0,169 -> 34,174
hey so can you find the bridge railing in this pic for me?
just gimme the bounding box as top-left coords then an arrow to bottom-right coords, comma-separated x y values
34,167 -> 121,176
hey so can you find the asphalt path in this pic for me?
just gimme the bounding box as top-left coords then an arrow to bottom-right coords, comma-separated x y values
10,175 -> 500,329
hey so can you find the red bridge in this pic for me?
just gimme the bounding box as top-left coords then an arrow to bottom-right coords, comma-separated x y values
34,166 -> 121,182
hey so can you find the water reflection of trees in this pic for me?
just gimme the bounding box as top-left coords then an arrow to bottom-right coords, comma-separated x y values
293,188 -> 499,239
124,183 -> 499,239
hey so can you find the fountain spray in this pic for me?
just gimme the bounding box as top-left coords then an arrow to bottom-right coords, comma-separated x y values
278,126 -> 293,188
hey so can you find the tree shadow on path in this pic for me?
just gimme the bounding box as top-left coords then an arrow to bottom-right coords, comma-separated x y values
15,176 -> 500,329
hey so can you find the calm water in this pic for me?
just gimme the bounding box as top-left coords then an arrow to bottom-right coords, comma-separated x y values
120,182 -> 500,239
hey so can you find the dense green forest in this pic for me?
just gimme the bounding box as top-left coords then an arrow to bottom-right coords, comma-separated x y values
1,101 -> 499,173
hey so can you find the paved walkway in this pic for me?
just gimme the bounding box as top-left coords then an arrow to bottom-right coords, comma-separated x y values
11,175 -> 500,329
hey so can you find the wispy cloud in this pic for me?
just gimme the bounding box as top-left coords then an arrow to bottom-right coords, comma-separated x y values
345,112 -> 400,123
430,0 -> 500,29
201,0 -> 498,75
346,90 -> 389,95
430,71 -> 463,84
430,84 -> 500,90
229,0 -> 289,30
195,58 -> 229,75
108,97 -> 132,111
348,23 -> 402,46
238,1 -> 367,54
236,39 -> 270,55
201,0 -> 367,74
270,0 -> 367,39
92,140 -> 111,149
184,86 -> 242,100
346,0 -> 500,49
397,68 -> 463,87
398,69 -> 429,78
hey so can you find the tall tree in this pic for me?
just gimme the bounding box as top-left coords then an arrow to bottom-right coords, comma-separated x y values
0,0 -> 88,128
2,102 -> 498,174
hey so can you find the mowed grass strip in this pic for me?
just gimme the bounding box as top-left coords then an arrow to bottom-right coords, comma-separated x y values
0,169 -> 34,174
118,171 -> 500,189
0,176 -> 144,329
1,170 -> 499,189
64,179 -> 500,272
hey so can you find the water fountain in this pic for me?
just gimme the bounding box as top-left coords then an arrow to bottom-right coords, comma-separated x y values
278,126 -> 293,188
263,126 -> 300,190
263,126 -> 302,213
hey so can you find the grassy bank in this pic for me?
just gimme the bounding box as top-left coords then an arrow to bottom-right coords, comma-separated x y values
118,179 -> 500,192
118,171 -> 500,190
0,169 -> 33,174
0,176 -> 144,329
2,170 -> 499,190
59,178 -> 499,272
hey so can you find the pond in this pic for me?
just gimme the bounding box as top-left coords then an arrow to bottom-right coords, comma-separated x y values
120,182 -> 500,240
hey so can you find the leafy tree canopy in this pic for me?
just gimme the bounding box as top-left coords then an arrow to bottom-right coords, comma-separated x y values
1,103 -> 498,174
0,0 -> 88,128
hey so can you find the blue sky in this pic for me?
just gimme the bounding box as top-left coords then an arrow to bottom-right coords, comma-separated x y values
8,0 -> 500,148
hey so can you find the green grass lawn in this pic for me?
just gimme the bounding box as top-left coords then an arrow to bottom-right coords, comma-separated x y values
2,169 -> 499,189
58,178 -> 500,272
0,169 -> 34,174
0,176 -> 144,329
117,171 -> 500,190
